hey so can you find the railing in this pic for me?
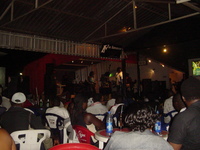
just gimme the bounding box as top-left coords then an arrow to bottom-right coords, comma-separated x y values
0,30 -> 101,58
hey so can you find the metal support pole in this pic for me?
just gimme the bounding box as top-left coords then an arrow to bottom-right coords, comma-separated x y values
136,52 -> 141,97
122,58 -> 127,99
168,3 -> 171,20
133,0 -> 137,29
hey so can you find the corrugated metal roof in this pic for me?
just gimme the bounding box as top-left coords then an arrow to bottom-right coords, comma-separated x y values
0,0 -> 199,47
0,0 -> 200,72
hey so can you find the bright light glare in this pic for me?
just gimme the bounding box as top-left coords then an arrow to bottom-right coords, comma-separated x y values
20,73 -> 23,76
148,59 -> 151,63
163,48 -> 167,53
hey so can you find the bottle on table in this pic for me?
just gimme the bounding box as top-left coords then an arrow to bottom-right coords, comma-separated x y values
118,105 -> 123,130
106,111 -> 113,136
154,110 -> 161,135
46,99 -> 50,108
39,99 -> 43,108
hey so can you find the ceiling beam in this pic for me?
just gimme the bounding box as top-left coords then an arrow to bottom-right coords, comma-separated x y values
87,12 -> 200,42
83,1 -> 133,41
0,1 -> 14,20
183,2 -> 200,12
0,0 -> 53,28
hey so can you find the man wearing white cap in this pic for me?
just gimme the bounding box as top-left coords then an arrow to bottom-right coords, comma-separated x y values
0,92 -> 45,134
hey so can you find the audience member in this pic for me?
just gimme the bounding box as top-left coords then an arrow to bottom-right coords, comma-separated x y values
86,93 -> 108,121
0,128 -> 16,150
163,90 -> 177,124
105,102 -> 173,150
106,92 -> 117,110
46,96 -> 70,122
115,67 -> 123,94
99,72 -> 112,97
168,76 -> 200,150
70,93 -> 105,133
0,96 -> 6,116
46,96 -> 72,145
1,95 -> 11,110
0,92 -> 45,134
172,93 -> 186,113
87,71 -> 96,94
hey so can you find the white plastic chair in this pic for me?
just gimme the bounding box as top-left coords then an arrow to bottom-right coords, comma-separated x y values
45,113 -> 78,144
110,103 -> 124,127
10,129 -> 51,150
63,120 -> 79,143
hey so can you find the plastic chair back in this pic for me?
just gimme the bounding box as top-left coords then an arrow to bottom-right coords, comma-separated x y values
49,143 -> 99,150
63,120 -> 79,143
110,103 -> 124,127
45,113 -> 65,143
10,129 -> 51,150
45,113 -> 64,130
73,125 -> 94,144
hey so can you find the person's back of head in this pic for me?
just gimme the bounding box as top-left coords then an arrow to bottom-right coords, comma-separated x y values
115,95 -> 123,104
124,102 -> 159,132
181,76 -> 200,106
181,76 -> 200,101
93,93 -> 103,102
117,67 -> 122,73
104,72 -> 110,77
111,92 -> 117,99
166,89 -> 174,99
52,97 -> 61,107
11,92 -> 26,106
173,93 -> 186,112
89,71 -> 94,77
70,93 -> 88,125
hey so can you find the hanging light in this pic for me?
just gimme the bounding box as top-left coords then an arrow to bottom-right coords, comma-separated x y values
163,45 -> 167,53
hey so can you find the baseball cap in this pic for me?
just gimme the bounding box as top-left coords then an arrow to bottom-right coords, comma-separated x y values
11,92 -> 26,104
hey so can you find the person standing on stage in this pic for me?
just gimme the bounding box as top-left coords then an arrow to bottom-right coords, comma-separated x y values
115,67 -> 123,94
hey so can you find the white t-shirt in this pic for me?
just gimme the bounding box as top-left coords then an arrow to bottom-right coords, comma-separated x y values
46,106 -> 70,119
2,96 -> 11,110
115,71 -> 123,85
163,96 -> 177,123
86,102 -> 108,121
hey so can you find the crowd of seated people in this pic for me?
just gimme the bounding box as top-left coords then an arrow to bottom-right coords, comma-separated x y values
0,76 -> 199,150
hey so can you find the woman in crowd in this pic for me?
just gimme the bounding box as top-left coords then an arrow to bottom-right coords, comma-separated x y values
68,93 -> 105,144
104,102 -> 173,150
